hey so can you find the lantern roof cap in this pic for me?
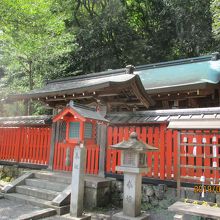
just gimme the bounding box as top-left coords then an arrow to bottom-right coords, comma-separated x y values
111,132 -> 158,151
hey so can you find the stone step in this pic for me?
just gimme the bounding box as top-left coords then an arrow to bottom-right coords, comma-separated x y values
34,172 -> 71,185
4,192 -> 53,208
4,193 -> 70,215
16,185 -> 59,201
25,178 -> 68,192
19,208 -> 56,220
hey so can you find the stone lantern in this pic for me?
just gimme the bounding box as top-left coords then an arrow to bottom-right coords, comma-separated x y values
112,132 -> 158,220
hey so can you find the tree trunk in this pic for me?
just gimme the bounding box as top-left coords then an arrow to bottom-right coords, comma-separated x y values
27,61 -> 33,115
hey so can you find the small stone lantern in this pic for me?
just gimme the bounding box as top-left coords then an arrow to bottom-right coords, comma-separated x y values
112,132 -> 158,220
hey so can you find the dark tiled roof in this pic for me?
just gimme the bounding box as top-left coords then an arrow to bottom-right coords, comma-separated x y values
9,69 -> 130,99
107,107 -> 220,124
68,103 -> 109,122
0,115 -> 52,127
8,69 -> 154,108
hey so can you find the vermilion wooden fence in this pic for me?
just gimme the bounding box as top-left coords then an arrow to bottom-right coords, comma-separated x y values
0,127 -> 51,165
106,124 -> 168,180
0,124 -> 219,183
106,124 -> 220,183
53,142 -> 99,174
0,126 -> 100,174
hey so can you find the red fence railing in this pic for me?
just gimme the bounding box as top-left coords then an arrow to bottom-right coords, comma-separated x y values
106,124 -> 167,179
0,127 -> 51,165
53,142 -> 99,174
106,124 -> 220,183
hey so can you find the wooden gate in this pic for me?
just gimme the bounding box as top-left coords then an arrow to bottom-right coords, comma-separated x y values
179,130 -> 220,184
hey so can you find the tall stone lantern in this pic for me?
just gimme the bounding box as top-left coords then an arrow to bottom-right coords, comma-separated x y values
112,132 -> 158,220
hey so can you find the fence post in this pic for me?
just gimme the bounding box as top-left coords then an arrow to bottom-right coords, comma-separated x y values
48,122 -> 58,170
98,124 -> 107,177
159,124 -> 166,180
15,128 -> 22,162
177,130 -> 181,198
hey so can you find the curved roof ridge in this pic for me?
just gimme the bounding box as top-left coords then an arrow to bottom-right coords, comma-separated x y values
135,55 -> 212,70
47,68 -> 125,85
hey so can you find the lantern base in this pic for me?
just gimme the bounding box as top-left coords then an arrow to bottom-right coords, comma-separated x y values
113,211 -> 150,220
116,166 -> 148,174
63,214 -> 91,220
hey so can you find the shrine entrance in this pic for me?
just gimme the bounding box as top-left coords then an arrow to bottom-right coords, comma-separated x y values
51,102 -> 108,174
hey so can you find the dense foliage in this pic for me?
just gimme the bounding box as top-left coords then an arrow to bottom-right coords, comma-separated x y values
0,0 -> 218,115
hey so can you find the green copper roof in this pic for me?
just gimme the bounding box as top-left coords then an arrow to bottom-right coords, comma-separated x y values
136,55 -> 220,93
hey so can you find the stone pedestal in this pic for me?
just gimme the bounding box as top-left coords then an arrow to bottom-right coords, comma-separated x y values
113,212 -> 149,220
61,214 -> 91,220
123,173 -> 142,217
84,176 -> 111,208
113,167 -> 149,220
111,132 -> 157,220
70,145 -> 91,220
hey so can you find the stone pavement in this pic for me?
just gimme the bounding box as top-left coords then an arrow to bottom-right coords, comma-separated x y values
0,198 -> 200,220
42,211 -> 200,220
0,198 -> 42,220
0,197 -> 117,220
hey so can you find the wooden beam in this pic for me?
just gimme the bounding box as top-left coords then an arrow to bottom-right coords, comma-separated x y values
131,82 -> 150,108
162,100 -> 169,108
98,93 -> 120,97
152,94 -> 207,101
188,98 -> 199,108
106,101 -> 141,105
152,89 -> 215,101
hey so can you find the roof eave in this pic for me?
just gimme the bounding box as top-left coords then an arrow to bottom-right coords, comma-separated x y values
7,75 -> 154,109
146,82 -> 212,94
6,81 -> 114,101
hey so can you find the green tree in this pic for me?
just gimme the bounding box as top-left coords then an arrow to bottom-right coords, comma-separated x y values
63,0 -> 147,73
211,0 -> 220,51
0,0 -> 216,116
123,0 -> 176,62
0,0 -> 73,115
64,0 -> 215,73
168,0 -> 214,58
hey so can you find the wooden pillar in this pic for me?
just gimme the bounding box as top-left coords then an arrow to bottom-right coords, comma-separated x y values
48,122 -> 59,170
98,124 -> 107,177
